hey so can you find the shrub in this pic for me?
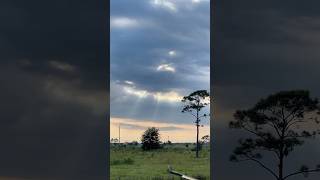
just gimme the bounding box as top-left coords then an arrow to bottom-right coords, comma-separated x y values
141,127 -> 162,150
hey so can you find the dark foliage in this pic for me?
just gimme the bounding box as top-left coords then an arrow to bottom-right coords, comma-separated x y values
182,90 -> 210,158
141,127 -> 162,151
230,90 -> 320,180
201,135 -> 210,144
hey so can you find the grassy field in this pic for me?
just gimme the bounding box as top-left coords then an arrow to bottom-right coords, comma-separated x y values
110,143 -> 210,180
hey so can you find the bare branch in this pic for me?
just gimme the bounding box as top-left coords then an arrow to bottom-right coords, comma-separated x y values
243,155 -> 279,179
283,168 -> 320,179
241,123 -> 269,142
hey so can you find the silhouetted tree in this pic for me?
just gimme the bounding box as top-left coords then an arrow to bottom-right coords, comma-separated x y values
230,90 -> 320,180
201,135 -> 210,144
110,138 -> 119,144
182,90 -> 210,158
141,127 -> 161,150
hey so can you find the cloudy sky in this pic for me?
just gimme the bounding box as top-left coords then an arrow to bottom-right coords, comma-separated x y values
3,0 -> 320,180
110,0 -> 210,143
214,0 -> 320,180
0,0 -> 107,179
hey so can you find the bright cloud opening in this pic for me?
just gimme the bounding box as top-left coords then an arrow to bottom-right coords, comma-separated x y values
168,50 -> 176,56
191,0 -> 209,3
111,17 -> 139,28
156,64 -> 176,72
123,86 -> 148,98
192,0 -> 201,3
122,84 -> 182,103
153,91 -> 182,102
152,0 -> 177,12
124,80 -> 134,85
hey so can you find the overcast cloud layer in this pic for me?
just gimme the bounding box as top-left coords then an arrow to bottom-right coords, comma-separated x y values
214,1 -> 320,180
0,0 -> 107,179
110,0 -> 210,126
3,0 -> 320,179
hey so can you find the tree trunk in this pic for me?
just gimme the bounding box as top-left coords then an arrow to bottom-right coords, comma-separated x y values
279,123 -> 285,180
196,107 -> 199,158
196,121 -> 199,158
279,152 -> 283,180
195,100 -> 201,158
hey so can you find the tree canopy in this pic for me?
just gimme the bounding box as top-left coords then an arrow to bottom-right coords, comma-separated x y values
141,127 -> 161,150
230,90 -> 320,180
182,90 -> 210,158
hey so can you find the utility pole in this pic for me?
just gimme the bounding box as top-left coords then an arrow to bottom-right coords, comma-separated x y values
119,124 -> 121,144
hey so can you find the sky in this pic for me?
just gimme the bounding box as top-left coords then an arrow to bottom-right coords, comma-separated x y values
213,0 -> 320,180
2,0 -> 320,180
110,0 -> 210,143
0,0 -> 107,179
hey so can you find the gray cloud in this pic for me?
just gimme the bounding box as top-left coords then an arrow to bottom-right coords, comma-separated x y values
214,0 -> 320,179
0,0 -> 108,179
118,123 -> 184,131
110,0 -> 210,125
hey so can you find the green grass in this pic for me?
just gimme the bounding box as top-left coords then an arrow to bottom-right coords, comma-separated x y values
110,144 -> 210,180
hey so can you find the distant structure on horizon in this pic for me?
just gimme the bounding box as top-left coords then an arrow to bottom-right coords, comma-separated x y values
118,124 -> 121,144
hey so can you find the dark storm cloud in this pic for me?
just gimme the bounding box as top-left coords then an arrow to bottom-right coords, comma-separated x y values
0,0 -> 107,179
214,0 -> 320,120
110,0 -> 210,124
215,0 -> 320,91
1,0 -> 107,90
214,0 -> 320,180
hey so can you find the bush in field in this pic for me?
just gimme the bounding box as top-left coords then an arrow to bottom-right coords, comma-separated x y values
141,127 -> 162,150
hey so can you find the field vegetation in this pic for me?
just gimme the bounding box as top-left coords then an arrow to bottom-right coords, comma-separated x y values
110,143 -> 210,180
